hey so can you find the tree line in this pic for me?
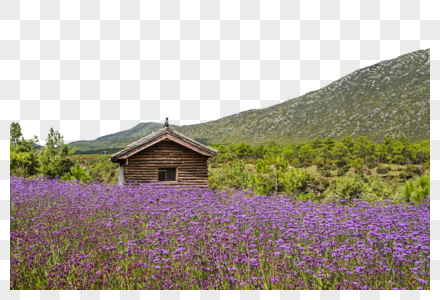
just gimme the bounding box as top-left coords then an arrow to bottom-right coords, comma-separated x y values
209,135 -> 430,169
10,122 -> 119,184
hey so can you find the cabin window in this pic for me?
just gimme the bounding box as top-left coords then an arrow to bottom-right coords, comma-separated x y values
158,168 -> 176,181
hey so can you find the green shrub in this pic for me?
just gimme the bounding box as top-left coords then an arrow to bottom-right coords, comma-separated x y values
323,170 -> 331,177
325,173 -> 365,199
323,164 -> 331,171
331,166 -> 337,170
61,163 -> 92,183
325,173 -> 394,200
404,171 -> 415,179
406,165 -> 422,175
366,176 -> 394,198
85,157 -> 119,184
337,166 -> 350,176
335,159 -> 347,168
209,160 -> 250,190
249,154 -> 309,195
376,166 -> 391,174
367,163 -> 377,169
366,170 -> 372,175
321,179 -> 330,188
395,175 -> 430,204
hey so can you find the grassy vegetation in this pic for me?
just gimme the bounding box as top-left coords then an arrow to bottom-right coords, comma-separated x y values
206,135 -> 429,200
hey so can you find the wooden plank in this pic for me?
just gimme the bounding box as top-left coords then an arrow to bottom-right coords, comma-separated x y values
125,172 -> 157,175
125,170 -> 208,176
164,134 -> 215,157
140,153 -> 199,156
124,180 -> 207,185
124,174 -> 157,177
129,158 -> 207,161
131,154 -> 207,158
127,164 -> 207,167
178,171 -> 208,174
127,159 -> 207,163
126,165 -> 206,168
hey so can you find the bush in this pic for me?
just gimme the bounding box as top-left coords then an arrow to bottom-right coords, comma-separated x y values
86,157 -> 119,184
403,172 -> 415,179
367,163 -> 377,169
337,166 -> 350,176
376,166 -> 391,174
366,176 -> 394,198
325,174 -> 365,199
335,159 -> 347,168
355,169 -> 364,176
395,175 -> 430,204
325,173 -> 394,200
61,163 -> 92,183
323,170 -> 331,177
406,165 -> 422,175
249,155 -> 309,195
246,158 -> 257,165
366,170 -> 372,175
323,164 -> 331,171
209,160 -> 250,190
331,166 -> 337,170
321,179 -> 330,188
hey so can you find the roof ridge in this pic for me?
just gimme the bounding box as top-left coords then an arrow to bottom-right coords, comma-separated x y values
110,127 -> 218,162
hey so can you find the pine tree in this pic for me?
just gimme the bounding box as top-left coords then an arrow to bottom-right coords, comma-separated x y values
10,122 -> 40,176
38,128 -> 76,178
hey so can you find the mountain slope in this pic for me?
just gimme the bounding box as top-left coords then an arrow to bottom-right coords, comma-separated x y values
178,49 -> 430,144
70,49 -> 430,151
69,123 -> 179,150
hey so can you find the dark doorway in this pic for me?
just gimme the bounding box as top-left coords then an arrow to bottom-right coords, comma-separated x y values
158,168 -> 177,181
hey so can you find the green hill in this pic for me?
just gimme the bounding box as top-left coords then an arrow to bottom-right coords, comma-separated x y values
69,122 -> 180,151
70,49 -> 430,151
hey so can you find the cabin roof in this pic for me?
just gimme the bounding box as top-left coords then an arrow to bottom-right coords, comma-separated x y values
110,127 -> 218,162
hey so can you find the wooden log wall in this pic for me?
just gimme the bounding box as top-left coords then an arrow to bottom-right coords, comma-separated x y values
121,140 -> 209,187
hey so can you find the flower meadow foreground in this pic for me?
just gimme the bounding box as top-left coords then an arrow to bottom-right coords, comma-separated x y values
10,177 -> 430,290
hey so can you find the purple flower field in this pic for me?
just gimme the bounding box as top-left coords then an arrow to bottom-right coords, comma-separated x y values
10,177 -> 430,290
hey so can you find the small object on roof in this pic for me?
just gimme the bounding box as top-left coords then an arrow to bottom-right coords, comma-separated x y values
163,117 -> 169,128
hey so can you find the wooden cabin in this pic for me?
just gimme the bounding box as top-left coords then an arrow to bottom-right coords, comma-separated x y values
110,118 -> 218,188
